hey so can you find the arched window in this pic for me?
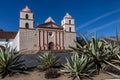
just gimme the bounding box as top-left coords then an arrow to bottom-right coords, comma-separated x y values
69,27 -> 71,32
49,32 -> 52,36
25,14 -> 29,19
25,23 -> 29,29
69,20 -> 71,24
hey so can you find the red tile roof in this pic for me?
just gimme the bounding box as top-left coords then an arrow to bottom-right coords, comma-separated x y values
21,6 -> 32,13
0,30 -> 17,39
64,13 -> 73,19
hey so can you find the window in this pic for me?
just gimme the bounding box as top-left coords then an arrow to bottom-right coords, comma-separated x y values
49,32 -> 52,36
25,14 -> 29,19
6,39 -> 9,42
25,23 -> 29,29
69,20 -> 71,24
69,27 -> 71,32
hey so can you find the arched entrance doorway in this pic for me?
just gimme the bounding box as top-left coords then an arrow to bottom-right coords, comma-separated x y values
48,42 -> 54,50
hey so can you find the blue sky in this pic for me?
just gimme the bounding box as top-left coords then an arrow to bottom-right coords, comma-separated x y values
0,0 -> 120,37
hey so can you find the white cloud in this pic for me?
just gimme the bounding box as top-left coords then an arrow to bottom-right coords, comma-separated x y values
88,20 -> 120,33
76,9 -> 120,31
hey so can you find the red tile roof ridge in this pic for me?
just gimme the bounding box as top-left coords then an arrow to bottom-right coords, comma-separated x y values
0,30 -> 17,39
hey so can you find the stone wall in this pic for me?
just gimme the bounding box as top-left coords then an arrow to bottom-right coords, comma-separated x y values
64,32 -> 76,50
19,28 -> 76,51
19,29 -> 38,50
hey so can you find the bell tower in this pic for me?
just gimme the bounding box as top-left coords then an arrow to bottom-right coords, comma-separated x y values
61,13 -> 75,32
19,6 -> 34,29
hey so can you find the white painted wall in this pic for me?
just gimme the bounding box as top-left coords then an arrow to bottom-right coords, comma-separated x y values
0,39 -> 7,47
20,11 -> 34,29
61,18 -> 75,32
0,39 -> 14,47
64,25 -> 75,32
12,32 -> 19,51
62,19 -> 75,25
20,19 -> 34,28
20,12 -> 33,19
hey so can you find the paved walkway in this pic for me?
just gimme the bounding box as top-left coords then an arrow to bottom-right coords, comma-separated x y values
21,52 -> 71,68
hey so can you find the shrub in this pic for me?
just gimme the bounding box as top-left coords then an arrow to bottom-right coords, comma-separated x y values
37,51 -> 59,70
45,68 -> 60,79
0,46 -> 25,78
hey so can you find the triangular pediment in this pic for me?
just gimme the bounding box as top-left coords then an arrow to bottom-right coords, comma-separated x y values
37,22 -> 63,30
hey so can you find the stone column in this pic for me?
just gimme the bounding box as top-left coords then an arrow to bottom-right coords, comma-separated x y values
43,30 -> 45,50
47,30 -> 48,50
59,31 -> 61,50
38,30 -> 41,50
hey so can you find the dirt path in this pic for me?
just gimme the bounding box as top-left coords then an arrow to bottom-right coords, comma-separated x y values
1,70 -> 113,80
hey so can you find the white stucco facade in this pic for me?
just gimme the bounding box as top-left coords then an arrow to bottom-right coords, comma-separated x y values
0,6 -> 76,51
0,39 -> 15,50
12,32 -> 20,51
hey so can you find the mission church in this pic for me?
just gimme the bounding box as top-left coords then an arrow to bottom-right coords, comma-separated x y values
0,6 -> 76,51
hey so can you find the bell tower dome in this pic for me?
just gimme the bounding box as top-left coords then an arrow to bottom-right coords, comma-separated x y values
61,13 -> 75,32
19,6 -> 34,29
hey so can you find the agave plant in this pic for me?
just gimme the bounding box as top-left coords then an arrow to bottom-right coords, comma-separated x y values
62,52 -> 95,80
37,51 -> 59,70
70,32 -> 120,74
86,34 -> 120,74
70,34 -> 90,55
104,27 -> 120,64
104,27 -> 120,79
0,46 -> 25,78
105,54 -> 120,78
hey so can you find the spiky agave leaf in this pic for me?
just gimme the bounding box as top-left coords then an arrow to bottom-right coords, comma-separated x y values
116,26 -> 119,44
63,52 -> 94,80
105,60 -> 120,78
37,51 -> 59,70
106,71 -> 120,79
80,34 -> 89,46
70,31 -> 120,76
0,47 -> 25,78
105,61 -> 120,71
